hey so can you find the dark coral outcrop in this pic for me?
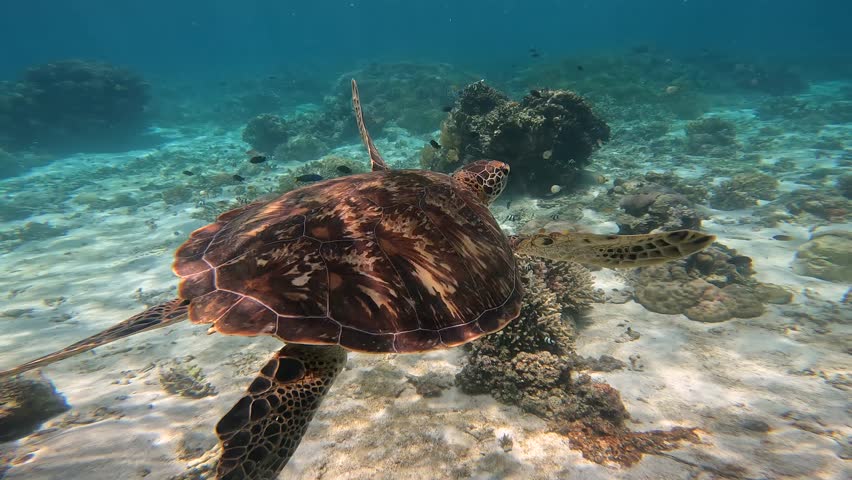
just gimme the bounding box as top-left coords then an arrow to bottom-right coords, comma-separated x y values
242,113 -> 290,153
0,376 -> 70,442
423,81 -> 610,195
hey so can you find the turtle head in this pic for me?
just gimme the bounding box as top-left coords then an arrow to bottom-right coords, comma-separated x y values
452,160 -> 510,205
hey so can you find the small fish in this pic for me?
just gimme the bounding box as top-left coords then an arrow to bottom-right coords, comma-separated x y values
576,65 -> 584,71
249,155 -> 267,164
441,105 -> 453,112
772,234 -> 794,241
550,185 -> 562,194
232,174 -> 245,182
550,213 -> 559,221
268,75 -> 278,80
336,165 -> 352,174
296,173 -> 323,182
506,200 -> 512,209
529,48 -> 541,58
182,170 -> 194,176
429,140 -> 441,150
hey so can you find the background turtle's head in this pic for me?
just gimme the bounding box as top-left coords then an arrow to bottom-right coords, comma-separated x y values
451,160 -> 510,205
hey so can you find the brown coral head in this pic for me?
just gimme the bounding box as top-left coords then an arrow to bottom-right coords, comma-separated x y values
451,159 -> 511,205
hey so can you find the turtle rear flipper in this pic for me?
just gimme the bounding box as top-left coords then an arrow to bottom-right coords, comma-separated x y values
215,344 -> 346,480
0,298 -> 189,379
514,230 -> 715,268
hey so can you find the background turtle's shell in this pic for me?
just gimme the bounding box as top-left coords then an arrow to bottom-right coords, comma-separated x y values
173,170 -> 522,353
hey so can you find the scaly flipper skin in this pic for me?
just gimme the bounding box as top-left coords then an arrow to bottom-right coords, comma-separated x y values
0,298 -> 189,379
215,344 -> 347,480
351,78 -> 389,172
511,229 -> 715,268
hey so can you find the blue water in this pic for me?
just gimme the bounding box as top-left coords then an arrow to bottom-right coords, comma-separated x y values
2,0 -> 850,78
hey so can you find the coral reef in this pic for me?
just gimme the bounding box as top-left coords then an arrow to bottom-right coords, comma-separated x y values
793,231 -> 852,283
0,60 -> 150,151
272,132 -> 328,163
329,62 -> 478,135
685,117 -> 737,157
238,63 -> 479,163
159,358 -> 218,399
710,171 -> 779,210
457,256 -> 695,464
242,113 -> 290,153
781,188 -> 850,223
617,190 -> 702,234
0,376 -> 70,442
510,51 -> 711,121
631,243 -> 791,322
602,172 -> 707,234
731,63 -> 807,96
423,81 -> 610,195
456,256 -> 597,417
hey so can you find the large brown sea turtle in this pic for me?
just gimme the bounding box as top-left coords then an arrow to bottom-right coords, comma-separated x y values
0,79 -> 714,479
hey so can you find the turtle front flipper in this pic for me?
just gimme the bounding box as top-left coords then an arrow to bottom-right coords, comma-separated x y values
512,229 -> 715,268
0,298 -> 189,379
215,344 -> 347,480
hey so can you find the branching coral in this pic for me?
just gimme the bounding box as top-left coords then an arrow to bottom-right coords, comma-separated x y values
423,81 -> 610,195
457,256 -> 696,464
456,256 -> 595,414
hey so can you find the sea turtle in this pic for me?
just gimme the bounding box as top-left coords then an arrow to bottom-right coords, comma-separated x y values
0,79 -> 714,479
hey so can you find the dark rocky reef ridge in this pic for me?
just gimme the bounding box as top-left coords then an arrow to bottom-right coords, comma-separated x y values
0,60 -> 150,153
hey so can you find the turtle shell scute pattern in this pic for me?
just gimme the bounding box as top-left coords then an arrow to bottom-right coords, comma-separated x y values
173,170 -> 522,353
